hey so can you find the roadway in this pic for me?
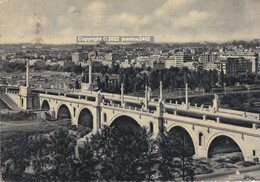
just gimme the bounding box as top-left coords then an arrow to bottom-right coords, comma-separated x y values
195,165 -> 260,181
156,89 -> 260,100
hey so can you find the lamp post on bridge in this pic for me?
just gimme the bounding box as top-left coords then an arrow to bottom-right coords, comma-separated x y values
185,83 -> 189,106
144,85 -> 152,111
213,94 -> 220,112
121,83 -> 124,107
148,87 -> 151,101
88,58 -> 92,85
159,81 -> 163,102
145,85 -> 148,110
157,81 -> 164,134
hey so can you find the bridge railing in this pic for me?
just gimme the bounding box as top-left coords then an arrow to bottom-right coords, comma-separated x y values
36,88 -> 260,126
218,108 -> 260,120
5,90 -> 19,95
101,100 -> 156,114
164,101 -> 260,126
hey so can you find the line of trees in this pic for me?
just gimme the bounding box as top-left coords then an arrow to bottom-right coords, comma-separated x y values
95,66 -> 219,94
3,61 -> 259,93
221,92 -> 260,113
96,66 -> 260,94
1,126 -> 195,181
1,62 -> 26,72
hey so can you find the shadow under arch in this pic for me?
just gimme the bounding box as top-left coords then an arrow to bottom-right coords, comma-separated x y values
110,115 -> 142,132
41,100 -> 50,111
57,104 -> 71,120
168,126 -> 196,156
78,108 -> 93,129
207,135 -> 244,160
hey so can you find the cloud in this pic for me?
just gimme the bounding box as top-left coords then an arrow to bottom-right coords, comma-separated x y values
1,0 -> 259,44
68,6 -> 76,13
154,0 -> 191,16
174,10 -> 208,28
80,0 -> 106,27
113,13 -> 150,28
0,0 -> 7,5
87,0 -> 106,12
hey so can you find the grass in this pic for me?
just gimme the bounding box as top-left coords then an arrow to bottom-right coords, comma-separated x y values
1,119 -> 69,138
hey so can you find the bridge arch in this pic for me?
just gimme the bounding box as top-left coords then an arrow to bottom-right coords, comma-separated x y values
109,114 -> 142,131
41,100 -> 50,111
167,124 -> 197,156
77,107 -> 93,129
206,133 -> 246,160
57,104 -> 72,121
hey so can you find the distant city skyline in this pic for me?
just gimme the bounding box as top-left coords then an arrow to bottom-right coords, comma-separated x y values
1,0 -> 260,44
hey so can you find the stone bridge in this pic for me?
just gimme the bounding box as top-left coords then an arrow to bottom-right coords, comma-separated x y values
5,82 -> 260,162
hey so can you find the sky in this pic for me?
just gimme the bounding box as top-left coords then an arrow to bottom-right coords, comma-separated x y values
0,0 -> 260,44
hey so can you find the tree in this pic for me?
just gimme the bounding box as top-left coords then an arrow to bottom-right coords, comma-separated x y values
96,76 -> 102,90
174,133 -> 194,181
123,72 -> 130,93
28,134 -> 52,181
158,130 -> 194,181
75,78 -> 80,89
1,132 -> 31,181
73,143 -> 98,181
104,75 -> 109,91
90,126 -> 157,181
28,128 -> 78,181
219,67 -> 225,87
47,128 -> 77,180
68,83 -> 74,89
158,132 -> 178,181
73,65 -> 83,74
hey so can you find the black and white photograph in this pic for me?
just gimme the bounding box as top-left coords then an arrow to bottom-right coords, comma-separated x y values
1,0 -> 260,181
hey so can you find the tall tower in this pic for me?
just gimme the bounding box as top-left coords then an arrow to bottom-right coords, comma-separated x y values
81,57 -> 95,91
26,60 -> 30,87
89,58 -> 92,85
19,60 -> 33,110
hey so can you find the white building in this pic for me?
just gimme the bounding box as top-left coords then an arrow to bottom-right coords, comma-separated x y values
219,51 -> 257,72
72,52 -> 80,65
165,59 -> 177,69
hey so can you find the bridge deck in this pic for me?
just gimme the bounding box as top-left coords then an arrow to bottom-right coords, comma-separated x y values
36,89 -> 260,124
5,88 -> 260,127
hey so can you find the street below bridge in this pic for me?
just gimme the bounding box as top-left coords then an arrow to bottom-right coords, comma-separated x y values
196,165 -> 260,181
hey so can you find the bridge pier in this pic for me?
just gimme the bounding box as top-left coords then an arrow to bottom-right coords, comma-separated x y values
71,117 -> 78,126
193,147 -> 207,159
92,106 -> 101,133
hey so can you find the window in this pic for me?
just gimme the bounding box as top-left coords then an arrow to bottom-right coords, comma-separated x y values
21,98 -> 24,107
253,150 -> 256,156
150,122 -> 154,134
104,113 -> 107,122
73,107 -> 76,117
199,132 -> 203,146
